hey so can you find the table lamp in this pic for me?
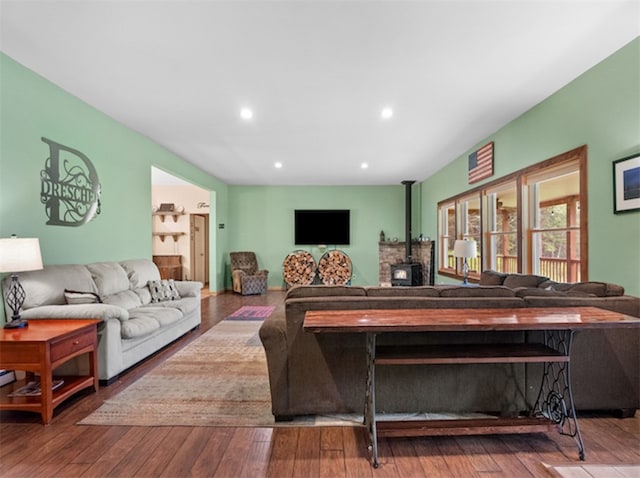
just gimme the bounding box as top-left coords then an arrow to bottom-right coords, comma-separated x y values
453,239 -> 477,284
0,235 -> 43,328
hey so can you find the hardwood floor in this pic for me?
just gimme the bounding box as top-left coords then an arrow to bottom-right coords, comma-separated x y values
1,291 -> 638,477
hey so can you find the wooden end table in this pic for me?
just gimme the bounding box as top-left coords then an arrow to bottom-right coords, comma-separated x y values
0,319 -> 100,425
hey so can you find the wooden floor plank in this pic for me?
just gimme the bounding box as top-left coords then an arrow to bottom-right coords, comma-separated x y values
453,435 -> 502,473
292,426 -> 322,478
320,449 -> 346,478
106,427 -> 174,478
159,427 -> 214,478
136,427 -> 194,477
432,436 -> 482,477
412,437 -> 458,478
499,433 -> 568,478
321,426 -> 344,451
1,421 -> 104,477
211,427 -> 258,478
373,437 -> 401,477
342,426 -> 374,478
238,435 -> 272,478
477,435 -> 537,477
388,437 -> 430,477
265,427 -> 298,478
190,428 -> 234,478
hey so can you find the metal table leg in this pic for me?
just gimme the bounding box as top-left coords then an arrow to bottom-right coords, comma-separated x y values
532,329 -> 585,460
364,332 -> 379,468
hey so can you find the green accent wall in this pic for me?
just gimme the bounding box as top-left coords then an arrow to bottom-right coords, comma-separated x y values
0,53 -> 229,323
420,38 -> 640,295
227,185 -> 419,287
2,37 -> 638,326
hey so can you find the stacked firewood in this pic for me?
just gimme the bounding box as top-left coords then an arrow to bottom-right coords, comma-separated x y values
282,250 -> 317,287
318,250 -> 352,285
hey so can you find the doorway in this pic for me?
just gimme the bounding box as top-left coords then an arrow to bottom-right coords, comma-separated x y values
190,214 -> 209,285
151,166 -> 212,287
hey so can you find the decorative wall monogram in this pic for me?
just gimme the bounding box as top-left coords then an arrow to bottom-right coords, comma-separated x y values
40,137 -> 102,226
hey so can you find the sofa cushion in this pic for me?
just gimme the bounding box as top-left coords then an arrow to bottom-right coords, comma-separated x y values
503,274 -> 548,289
120,316 -> 160,339
151,297 -> 200,316
439,286 -> 515,297
120,259 -> 161,289
133,286 -> 153,305
148,279 -> 181,302
102,289 -> 143,310
134,306 -> 183,327
87,262 -> 131,297
513,287 -> 594,298
21,303 -> 128,321
550,281 -> 607,297
13,264 -> 97,310
285,285 -> 367,299
479,270 -> 507,286
366,286 -> 441,297
604,283 -> 625,297
64,289 -> 102,305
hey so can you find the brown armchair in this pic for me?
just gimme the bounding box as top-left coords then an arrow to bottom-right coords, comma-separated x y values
230,251 -> 269,295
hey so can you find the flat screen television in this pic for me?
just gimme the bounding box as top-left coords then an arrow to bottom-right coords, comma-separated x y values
294,209 -> 350,245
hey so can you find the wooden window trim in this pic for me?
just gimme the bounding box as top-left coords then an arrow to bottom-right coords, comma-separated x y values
437,145 -> 587,281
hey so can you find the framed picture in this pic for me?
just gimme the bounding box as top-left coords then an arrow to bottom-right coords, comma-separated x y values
613,153 -> 640,214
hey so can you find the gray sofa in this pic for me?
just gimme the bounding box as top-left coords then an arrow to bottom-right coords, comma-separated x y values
259,272 -> 639,420
2,259 -> 202,382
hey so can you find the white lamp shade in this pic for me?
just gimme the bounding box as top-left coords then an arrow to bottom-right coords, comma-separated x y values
453,239 -> 477,259
0,237 -> 43,273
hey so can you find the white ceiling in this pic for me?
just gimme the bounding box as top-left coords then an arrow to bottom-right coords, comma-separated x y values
1,1 -> 638,186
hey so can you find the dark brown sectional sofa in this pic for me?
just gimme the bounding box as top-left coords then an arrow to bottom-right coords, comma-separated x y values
259,272 -> 639,421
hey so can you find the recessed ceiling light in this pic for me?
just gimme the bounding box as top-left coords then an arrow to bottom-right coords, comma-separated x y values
361,163 -> 369,169
240,108 -> 253,120
274,162 -> 283,169
381,107 -> 393,119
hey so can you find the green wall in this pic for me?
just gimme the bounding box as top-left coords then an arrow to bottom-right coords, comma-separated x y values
0,53 -> 229,324
420,38 -> 640,295
2,36 -> 638,325
227,185 -> 422,287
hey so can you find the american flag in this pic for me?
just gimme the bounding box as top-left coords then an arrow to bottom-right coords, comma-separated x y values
468,142 -> 494,184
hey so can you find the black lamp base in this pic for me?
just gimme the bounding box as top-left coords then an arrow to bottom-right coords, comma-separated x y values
4,319 -> 28,329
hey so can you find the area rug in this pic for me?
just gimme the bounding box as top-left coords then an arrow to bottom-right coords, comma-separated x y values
225,305 -> 275,320
78,318 -> 361,427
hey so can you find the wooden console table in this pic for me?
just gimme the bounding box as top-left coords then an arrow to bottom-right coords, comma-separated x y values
0,319 -> 100,425
304,307 -> 640,468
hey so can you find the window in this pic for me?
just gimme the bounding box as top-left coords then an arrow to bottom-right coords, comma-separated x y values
458,194 -> 481,277
484,181 -> 518,273
439,202 -> 456,272
438,146 -> 587,283
526,167 -> 581,282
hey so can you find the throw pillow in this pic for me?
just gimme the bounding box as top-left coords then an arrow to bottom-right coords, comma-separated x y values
479,270 -> 507,286
148,279 -> 181,302
503,274 -> 548,289
64,289 -> 102,305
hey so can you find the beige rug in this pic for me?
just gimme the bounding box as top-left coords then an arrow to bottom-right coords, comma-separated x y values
79,319 -> 362,427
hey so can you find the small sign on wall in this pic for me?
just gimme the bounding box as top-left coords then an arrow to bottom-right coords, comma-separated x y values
40,137 -> 102,226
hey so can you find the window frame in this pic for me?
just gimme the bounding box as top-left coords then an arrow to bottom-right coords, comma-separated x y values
437,146 -> 587,282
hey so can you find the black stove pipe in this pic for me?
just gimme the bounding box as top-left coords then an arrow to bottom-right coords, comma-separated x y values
401,180 -> 415,263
